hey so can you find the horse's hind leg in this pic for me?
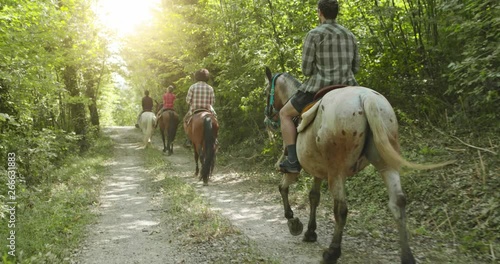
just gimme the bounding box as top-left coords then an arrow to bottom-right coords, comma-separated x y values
378,167 -> 416,264
303,177 -> 322,242
193,147 -> 199,176
323,175 -> 348,264
279,173 -> 303,236
161,130 -> 167,152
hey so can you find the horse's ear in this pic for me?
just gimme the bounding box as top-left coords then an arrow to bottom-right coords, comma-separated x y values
265,67 -> 273,83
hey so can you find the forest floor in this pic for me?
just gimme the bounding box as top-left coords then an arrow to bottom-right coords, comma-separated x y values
72,126 -> 491,264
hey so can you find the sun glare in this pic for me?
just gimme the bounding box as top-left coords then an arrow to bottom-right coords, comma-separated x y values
94,0 -> 160,36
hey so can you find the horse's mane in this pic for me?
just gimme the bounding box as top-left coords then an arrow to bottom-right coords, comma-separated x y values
281,72 -> 301,90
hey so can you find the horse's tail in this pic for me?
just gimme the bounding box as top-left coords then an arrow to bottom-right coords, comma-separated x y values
168,111 -> 178,143
362,92 -> 454,170
201,115 -> 215,183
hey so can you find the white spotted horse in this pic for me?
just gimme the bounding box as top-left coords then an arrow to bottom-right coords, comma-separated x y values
264,67 -> 453,264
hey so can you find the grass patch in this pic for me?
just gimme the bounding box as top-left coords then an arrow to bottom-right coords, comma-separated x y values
0,134 -> 113,264
143,147 -> 279,263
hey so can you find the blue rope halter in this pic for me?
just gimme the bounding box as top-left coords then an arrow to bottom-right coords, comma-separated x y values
264,73 -> 282,130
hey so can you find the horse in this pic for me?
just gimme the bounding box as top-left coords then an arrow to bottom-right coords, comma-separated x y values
184,110 -> 219,185
138,111 -> 156,148
264,67 -> 453,264
156,106 -> 180,155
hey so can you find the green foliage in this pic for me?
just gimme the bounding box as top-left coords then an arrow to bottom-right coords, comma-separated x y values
0,127 -> 80,187
441,0 -> 499,128
0,135 -> 112,263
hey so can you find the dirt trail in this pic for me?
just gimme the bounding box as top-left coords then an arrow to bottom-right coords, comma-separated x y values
74,127 -> 182,264
74,126 -> 432,264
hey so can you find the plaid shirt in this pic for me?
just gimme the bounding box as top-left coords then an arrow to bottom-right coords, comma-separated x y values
299,19 -> 360,93
162,92 -> 176,109
186,81 -> 215,112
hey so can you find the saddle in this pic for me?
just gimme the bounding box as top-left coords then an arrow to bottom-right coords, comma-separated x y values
297,85 -> 347,133
185,108 -> 216,126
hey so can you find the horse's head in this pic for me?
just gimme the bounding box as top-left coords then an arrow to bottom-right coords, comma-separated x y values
264,67 -> 300,131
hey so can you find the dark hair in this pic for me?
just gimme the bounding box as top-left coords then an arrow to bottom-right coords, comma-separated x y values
145,90 -> 150,96
194,68 -> 210,82
318,0 -> 339,20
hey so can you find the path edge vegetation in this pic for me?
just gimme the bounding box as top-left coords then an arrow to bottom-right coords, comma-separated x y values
0,134 -> 113,264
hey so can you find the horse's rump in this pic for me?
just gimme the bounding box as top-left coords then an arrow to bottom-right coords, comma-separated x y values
297,87 -> 375,177
139,111 -> 156,147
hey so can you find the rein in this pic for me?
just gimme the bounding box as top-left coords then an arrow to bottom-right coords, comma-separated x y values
265,73 -> 282,130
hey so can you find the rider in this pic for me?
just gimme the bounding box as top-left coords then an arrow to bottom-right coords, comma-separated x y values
278,0 -> 360,173
184,68 -> 216,124
157,85 -> 176,119
136,90 -> 154,128
183,68 -> 216,147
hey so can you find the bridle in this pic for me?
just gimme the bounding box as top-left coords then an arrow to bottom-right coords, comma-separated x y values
264,73 -> 282,130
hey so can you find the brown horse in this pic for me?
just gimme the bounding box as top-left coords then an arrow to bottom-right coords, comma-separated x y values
264,67 -> 453,264
184,110 -> 219,185
156,108 -> 179,155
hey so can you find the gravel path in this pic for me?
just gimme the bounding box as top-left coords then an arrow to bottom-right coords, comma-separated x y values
74,127 -> 183,264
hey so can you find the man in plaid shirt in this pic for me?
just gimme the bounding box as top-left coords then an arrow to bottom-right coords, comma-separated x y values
184,68 -> 216,124
279,0 -> 360,173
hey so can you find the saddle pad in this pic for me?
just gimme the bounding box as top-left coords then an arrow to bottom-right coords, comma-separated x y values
297,98 -> 322,133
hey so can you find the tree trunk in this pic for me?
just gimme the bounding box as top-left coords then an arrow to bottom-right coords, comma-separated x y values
63,64 -> 89,152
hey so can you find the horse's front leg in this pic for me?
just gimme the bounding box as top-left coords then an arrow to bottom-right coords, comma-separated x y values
279,172 -> 303,236
323,176 -> 348,264
274,145 -> 286,170
303,177 -> 322,242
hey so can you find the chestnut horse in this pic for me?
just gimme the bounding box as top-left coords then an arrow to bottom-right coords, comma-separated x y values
264,67 -> 452,264
156,108 -> 179,155
184,110 -> 219,185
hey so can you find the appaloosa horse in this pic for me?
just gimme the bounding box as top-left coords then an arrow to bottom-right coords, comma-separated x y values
264,67 -> 452,264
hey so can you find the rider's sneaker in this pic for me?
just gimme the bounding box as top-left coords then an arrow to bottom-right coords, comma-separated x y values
279,159 -> 301,173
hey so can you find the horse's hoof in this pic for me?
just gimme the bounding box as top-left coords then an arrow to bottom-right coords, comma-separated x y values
402,253 -> 416,264
322,247 -> 341,264
303,230 -> 317,242
287,217 -> 303,236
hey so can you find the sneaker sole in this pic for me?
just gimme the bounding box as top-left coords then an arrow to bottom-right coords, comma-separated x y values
279,167 -> 301,174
